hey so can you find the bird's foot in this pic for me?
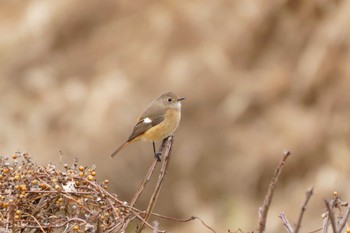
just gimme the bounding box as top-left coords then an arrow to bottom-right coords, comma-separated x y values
155,152 -> 162,162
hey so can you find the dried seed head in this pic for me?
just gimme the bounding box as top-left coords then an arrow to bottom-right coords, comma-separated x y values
20,185 -> 27,191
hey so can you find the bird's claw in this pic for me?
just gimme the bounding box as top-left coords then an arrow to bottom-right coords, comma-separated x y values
155,152 -> 162,162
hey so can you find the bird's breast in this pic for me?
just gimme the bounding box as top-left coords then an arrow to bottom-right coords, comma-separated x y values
142,109 -> 181,141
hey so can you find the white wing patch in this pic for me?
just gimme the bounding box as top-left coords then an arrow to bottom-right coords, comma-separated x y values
143,117 -> 152,123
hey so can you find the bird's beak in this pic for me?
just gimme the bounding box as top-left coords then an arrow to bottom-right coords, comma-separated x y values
177,97 -> 185,101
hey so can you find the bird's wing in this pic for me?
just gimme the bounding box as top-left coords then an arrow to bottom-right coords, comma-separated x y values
127,115 -> 165,142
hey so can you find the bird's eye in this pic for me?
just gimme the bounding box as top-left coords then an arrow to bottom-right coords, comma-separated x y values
167,97 -> 172,102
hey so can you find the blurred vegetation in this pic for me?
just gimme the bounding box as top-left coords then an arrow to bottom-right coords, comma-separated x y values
1,0 -> 350,232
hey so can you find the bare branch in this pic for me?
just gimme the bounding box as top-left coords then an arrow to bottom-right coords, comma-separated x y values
322,213 -> 329,233
130,159 -> 158,206
325,200 -> 337,233
136,136 -> 174,233
258,149 -> 291,233
337,206 -> 350,233
278,213 -> 294,233
294,186 -> 314,233
152,213 -> 216,233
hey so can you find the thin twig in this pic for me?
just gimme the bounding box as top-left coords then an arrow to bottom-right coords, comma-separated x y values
278,213 -> 294,233
322,214 -> 329,233
294,186 -> 314,233
136,136 -> 174,233
152,213 -> 216,233
131,138 -> 168,207
337,206 -> 350,233
325,200 -> 337,233
130,159 -> 158,206
258,149 -> 291,233
130,209 -> 165,233
25,213 -> 47,233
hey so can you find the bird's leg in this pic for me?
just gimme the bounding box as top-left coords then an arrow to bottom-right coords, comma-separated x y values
156,136 -> 172,160
153,136 -> 173,162
153,142 -> 161,162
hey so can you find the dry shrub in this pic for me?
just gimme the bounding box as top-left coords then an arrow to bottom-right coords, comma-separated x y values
0,152 -> 133,233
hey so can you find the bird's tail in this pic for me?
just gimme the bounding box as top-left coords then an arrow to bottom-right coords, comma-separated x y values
110,141 -> 131,158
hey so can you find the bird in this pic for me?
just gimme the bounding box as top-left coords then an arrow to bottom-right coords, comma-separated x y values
110,91 -> 185,161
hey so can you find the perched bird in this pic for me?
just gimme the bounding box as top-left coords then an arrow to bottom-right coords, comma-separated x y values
110,91 -> 185,161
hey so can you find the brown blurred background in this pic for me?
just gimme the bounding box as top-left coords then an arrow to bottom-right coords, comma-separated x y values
1,0 -> 350,232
